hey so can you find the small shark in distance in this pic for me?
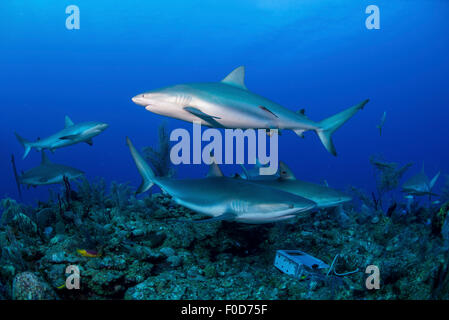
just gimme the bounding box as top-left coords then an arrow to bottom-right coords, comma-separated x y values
237,161 -> 352,209
126,137 -> 317,224
132,66 -> 369,156
15,116 -> 109,159
402,165 -> 440,197
11,152 -> 84,198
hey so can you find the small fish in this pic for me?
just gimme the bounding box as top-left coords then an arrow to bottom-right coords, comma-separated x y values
77,249 -> 101,258
404,195 -> 414,200
377,111 -> 387,136
56,283 -> 66,290
432,200 -> 441,205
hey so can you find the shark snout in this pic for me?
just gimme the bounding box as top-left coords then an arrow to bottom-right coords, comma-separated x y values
132,94 -> 149,106
98,123 -> 109,131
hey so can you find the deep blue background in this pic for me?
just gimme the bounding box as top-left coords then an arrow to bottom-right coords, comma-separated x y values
1,0 -> 448,204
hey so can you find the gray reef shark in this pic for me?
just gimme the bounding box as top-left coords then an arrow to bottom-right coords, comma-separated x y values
402,166 -> 440,197
132,66 -> 369,156
15,116 -> 109,159
126,137 -> 317,224
237,161 -> 352,209
11,152 -> 84,198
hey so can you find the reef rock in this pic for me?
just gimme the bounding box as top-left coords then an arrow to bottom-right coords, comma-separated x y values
12,272 -> 56,300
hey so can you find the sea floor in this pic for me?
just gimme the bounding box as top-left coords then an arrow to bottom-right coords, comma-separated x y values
1,182 -> 449,300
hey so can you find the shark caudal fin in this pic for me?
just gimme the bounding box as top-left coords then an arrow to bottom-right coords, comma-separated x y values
14,132 -> 33,159
314,99 -> 369,156
126,137 -> 155,194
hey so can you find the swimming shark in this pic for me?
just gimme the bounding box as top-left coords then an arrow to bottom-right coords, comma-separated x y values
11,151 -> 84,197
132,66 -> 369,156
402,166 -> 440,197
237,161 -> 352,209
15,116 -> 109,159
126,137 -> 317,224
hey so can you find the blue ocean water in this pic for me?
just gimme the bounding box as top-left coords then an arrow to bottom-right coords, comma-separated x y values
1,0 -> 448,204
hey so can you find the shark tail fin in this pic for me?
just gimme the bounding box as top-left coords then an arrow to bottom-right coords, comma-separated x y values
430,171 -> 440,190
126,137 -> 155,194
314,99 -> 369,156
14,132 -> 33,159
11,154 -> 22,200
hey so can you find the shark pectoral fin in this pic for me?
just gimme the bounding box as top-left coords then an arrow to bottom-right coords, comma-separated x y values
184,106 -> 224,128
179,212 -> 236,224
59,134 -> 79,140
85,139 -> 93,146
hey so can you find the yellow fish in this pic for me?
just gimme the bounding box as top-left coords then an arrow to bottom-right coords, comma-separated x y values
77,249 -> 101,258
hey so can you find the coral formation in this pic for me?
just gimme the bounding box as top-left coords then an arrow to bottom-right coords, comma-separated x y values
1,174 -> 449,299
369,155 -> 412,210
142,122 -> 174,177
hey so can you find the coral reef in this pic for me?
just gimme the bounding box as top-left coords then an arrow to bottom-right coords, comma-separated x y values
369,155 -> 412,210
1,175 -> 449,300
442,175 -> 449,203
142,122 -> 174,177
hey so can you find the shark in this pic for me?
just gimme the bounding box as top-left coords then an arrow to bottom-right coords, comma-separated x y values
126,137 -> 317,224
402,166 -> 440,197
236,161 -> 352,209
11,152 -> 84,198
15,116 -> 109,159
132,66 -> 369,156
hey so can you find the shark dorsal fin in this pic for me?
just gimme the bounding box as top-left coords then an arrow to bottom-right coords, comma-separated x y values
239,164 -> 249,180
65,116 -> 75,128
207,160 -> 224,178
279,161 -> 296,180
41,151 -> 51,165
221,66 -> 247,90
